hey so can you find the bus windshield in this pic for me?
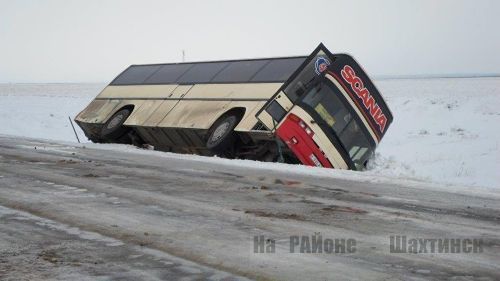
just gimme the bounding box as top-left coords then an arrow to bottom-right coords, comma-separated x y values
301,82 -> 374,169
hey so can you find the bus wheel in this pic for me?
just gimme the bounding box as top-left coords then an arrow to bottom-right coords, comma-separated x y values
100,108 -> 132,142
206,114 -> 239,156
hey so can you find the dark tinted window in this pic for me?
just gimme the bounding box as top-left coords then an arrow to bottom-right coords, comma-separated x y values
251,58 -> 305,82
284,51 -> 327,102
211,60 -> 269,83
144,64 -> 193,84
266,100 -> 287,123
111,65 -> 161,85
176,62 -> 229,83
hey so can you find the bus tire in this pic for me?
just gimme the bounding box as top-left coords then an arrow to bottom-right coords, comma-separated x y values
206,114 -> 239,155
100,108 -> 132,142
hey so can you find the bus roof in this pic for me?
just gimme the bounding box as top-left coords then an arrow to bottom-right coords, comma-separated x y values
110,56 -> 307,86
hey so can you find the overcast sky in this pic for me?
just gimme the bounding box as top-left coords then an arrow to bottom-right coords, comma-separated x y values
0,0 -> 499,83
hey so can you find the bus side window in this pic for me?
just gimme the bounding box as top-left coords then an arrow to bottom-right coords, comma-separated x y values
266,100 -> 287,124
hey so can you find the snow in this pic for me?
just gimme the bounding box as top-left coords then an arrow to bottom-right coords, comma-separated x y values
0,83 -> 101,141
371,78 -> 500,189
0,78 -> 499,189
76,142 -> 500,198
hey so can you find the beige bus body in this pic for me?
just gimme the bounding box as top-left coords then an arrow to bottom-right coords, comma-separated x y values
75,82 -> 283,154
77,83 -> 281,128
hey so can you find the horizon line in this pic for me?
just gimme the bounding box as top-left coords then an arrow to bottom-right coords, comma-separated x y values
0,73 -> 499,84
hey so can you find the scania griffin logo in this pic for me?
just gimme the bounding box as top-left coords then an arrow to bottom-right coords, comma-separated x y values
314,56 -> 330,75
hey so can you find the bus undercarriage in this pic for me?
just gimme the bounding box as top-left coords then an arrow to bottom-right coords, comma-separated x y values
78,117 -> 300,164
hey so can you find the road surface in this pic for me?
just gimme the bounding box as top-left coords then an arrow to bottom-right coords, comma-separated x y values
0,135 -> 499,280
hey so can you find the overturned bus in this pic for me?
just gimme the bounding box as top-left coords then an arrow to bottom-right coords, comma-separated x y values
75,43 -> 393,170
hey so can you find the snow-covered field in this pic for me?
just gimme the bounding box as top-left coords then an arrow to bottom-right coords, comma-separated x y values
0,78 -> 498,189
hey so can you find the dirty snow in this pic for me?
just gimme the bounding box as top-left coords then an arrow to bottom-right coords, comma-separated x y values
0,78 -> 498,189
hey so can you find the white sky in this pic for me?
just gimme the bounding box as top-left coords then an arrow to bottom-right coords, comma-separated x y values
0,0 -> 499,83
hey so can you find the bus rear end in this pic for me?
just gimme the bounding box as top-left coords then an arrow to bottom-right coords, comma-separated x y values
256,44 -> 393,170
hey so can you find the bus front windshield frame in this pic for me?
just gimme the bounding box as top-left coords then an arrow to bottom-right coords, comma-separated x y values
269,44 -> 377,169
298,79 -> 376,170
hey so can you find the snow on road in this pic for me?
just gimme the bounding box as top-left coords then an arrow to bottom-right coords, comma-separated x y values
0,78 -> 498,189
1,136 -> 500,280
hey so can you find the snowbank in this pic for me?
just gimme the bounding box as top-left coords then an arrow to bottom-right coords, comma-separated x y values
0,83 -> 101,141
0,78 -> 498,189
371,78 -> 499,189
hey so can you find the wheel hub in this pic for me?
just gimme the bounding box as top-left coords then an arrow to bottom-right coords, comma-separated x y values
211,121 -> 230,142
107,114 -> 123,129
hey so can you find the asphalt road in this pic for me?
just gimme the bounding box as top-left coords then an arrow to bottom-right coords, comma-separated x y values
0,136 -> 499,281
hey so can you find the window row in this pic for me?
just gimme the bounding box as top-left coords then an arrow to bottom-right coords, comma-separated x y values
111,57 -> 306,85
